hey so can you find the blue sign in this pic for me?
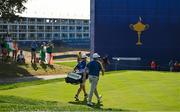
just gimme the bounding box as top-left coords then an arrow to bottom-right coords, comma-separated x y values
91,0 -> 180,70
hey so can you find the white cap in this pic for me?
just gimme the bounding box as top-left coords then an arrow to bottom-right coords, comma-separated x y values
92,53 -> 100,59
81,53 -> 87,58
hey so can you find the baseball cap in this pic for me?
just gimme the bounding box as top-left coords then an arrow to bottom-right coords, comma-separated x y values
92,53 -> 100,59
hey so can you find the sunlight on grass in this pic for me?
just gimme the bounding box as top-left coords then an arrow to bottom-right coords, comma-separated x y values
0,71 -> 180,111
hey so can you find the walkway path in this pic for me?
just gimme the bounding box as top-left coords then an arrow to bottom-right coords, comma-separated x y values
0,74 -> 67,84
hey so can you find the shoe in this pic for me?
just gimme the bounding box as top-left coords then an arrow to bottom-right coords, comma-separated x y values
74,95 -> 79,101
84,94 -> 88,101
97,95 -> 102,103
87,101 -> 93,106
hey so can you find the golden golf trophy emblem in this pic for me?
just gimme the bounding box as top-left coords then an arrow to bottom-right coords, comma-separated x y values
130,17 -> 149,46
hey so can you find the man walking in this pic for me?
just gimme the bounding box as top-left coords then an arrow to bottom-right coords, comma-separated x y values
86,53 -> 104,106
31,41 -> 38,63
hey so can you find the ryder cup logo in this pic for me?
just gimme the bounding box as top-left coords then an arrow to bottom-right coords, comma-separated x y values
129,17 -> 149,46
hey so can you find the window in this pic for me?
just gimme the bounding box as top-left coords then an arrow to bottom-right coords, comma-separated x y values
76,26 -> 82,32
37,19 -> 44,24
0,25 -> 7,32
76,20 -> 82,25
19,18 -> 27,24
28,18 -> 36,24
53,33 -> 60,40
61,19 -> 69,25
61,26 -> 68,32
61,33 -> 68,39
19,25 -> 26,32
45,26 -> 52,32
69,33 -> 75,39
69,26 -> 75,32
54,33 -> 59,37
28,26 -> 36,32
28,33 -> 36,40
83,26 -> 89,32
19,33 -> 26,40
83,33 -> 89,38
9,25 -> 17,32
76,33 -> 82,38
37,33 -> 44,40
83,20 -> 89,25
37,26 -> 44,32
11,33 -> 18,40
69,20 -> 75,25
45,33 -> 52,40
53,26 -> 60,32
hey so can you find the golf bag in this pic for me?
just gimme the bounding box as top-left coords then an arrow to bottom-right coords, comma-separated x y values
65,72 -> 83,85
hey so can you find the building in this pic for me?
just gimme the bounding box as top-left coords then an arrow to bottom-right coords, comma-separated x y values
0,17 -> 90,48
91,0 -> 180,70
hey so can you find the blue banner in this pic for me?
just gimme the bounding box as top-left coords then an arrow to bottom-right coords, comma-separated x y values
93,0 -> 180,70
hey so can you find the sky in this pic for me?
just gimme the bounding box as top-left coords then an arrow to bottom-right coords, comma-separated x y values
20,0 -> 90,19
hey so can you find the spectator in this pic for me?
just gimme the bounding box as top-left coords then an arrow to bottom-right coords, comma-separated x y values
174,61 -> 179,72
151,61 -> 157,70
46,41 -> 54,65
17,50 -> 25,63
77,52 -> 82,63
1,37 -> 8,61
86,53 -> 104,106
5,33 -> 11,42
12,40 -> 19,61
31,41 -> 38,63
101,55 -> 110,71
40,42 -> 46,63
169,60 -> 174,72
6,34 -> 13,57
74,53 -> 88,101
0,37 -> 2,57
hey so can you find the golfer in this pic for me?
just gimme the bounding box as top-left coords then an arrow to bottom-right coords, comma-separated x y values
87,53 -> 104,106
74,53 -> 88,101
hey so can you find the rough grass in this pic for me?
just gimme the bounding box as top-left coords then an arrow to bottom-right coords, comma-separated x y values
56,61 -> 77,68
0,71 -> 180,111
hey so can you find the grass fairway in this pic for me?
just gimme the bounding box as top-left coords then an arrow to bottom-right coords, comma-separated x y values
0,71 -> 180,111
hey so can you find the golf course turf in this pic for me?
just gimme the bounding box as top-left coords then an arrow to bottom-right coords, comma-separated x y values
0,71 -> 179,111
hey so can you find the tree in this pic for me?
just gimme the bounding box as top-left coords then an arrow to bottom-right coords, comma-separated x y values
0,0 -> 28,21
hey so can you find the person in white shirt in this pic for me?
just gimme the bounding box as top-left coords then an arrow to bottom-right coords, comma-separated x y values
17,50 -> 25,63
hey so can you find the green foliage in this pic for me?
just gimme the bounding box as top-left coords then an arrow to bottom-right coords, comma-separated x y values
0,0 -> 28,21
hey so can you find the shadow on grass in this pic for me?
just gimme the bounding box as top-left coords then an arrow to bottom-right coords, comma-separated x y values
68,101 -> 131,111
40,63 -> 56,71
0,62 -> 42,84
31,63 -> 38,71
48,64 -> 55,70
40,62 -> 47,72
0,63 -> 32,78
